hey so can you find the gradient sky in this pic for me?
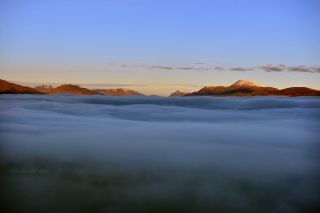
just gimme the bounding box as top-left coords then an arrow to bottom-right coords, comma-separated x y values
1,0 -> 319,95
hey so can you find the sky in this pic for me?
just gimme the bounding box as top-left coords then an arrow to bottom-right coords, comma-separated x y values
0,0 -> 319,95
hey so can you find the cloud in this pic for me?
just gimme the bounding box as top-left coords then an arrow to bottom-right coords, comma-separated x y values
260,64 -> 286,72
311,66 -> 320,73
149,66 -> 214,72
213,66 -> 225,71
260,64 -> 320,73
176,66 -> 194,70
107,62 -> 320,74
150,65 -> 174,70
0,95 -> 319,212
287,65 -> 319,72
230,67 -> 253,71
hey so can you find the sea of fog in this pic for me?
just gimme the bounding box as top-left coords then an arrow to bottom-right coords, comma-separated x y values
0,95 -> 319,212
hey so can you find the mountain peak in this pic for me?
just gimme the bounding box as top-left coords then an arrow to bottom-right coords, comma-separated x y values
170,90 -> 190,97
231,80 -> 261,87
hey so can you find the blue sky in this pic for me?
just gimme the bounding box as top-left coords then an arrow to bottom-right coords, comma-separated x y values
1,0 -> 319,95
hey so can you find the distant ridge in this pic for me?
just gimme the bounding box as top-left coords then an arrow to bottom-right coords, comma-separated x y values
93,88 -> 144,96
185,80 -> 320,97
36,84 -> 101,95
0,79 -> 145,96
35,84 -> 144,96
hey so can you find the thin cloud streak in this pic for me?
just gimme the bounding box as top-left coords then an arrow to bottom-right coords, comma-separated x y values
260,64 -> 287,72
287,65 -> 319,73
11,62 -> 314,74
110,63 -> 320,73
230,67 -> 253,72
150,65 -> 174,70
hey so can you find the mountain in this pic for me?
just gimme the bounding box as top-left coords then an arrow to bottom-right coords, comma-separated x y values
185,80 -> 320,97
170,90 -> 191,97
0,79 -> 42,94
35,84 -> 101,95
92,88 -> 144,96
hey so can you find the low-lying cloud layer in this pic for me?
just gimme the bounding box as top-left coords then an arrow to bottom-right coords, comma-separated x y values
0,95 -> 319,212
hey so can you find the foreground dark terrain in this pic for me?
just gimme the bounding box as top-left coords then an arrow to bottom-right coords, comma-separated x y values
0,95 -> 319,213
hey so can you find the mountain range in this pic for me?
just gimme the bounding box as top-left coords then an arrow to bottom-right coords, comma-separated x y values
35,84 -> 101,95
0,79 -> 144,96
1,79 -> 319,96
182,80 -> 320,97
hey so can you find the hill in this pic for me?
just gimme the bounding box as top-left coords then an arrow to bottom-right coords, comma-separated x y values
0,79 -> 42,94
279,87 -> 320,96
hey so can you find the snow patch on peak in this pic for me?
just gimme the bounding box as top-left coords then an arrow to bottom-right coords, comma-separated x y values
231,80 -> 262,87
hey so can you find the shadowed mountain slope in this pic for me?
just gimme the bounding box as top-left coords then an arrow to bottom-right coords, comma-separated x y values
0,79 -> 42,94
